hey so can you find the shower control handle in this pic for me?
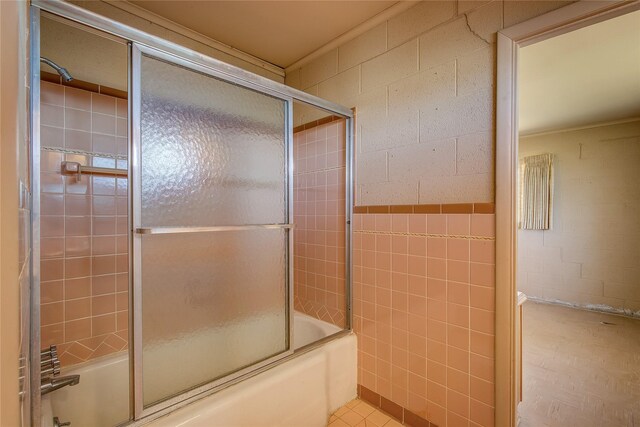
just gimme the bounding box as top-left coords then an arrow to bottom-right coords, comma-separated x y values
40,345 -> 61,378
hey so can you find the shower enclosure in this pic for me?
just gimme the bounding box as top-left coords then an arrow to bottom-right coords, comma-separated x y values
28,2 -> 353,426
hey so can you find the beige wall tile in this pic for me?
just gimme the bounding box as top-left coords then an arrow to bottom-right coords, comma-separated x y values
419,173 -> 493,204
339,22 -> 387,73
318,66 -> 360,109
466,0 -> 503,44
300,49 -> 338,88
359,181 -> 419,206
388,139 -> 456,182
65,108 -> 91,132
41,81 -> 65,106
356,150 -> 387,185
419,17 -> 488,71
65,87 -> 92,111
456,46 -> 495,96
41,104 -> 64,128
387,1 -> 455,49
42,125 -> 64,147
456,131 -> 494,176
419,88 -> 494,143
91,92 -> 116,115
362,40 -> 418,92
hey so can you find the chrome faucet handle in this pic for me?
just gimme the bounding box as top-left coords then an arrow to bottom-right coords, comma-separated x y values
41,345 -> 61,378
41,345 -> 58,359
53,417 -> 71,427
41,360 -> 61,377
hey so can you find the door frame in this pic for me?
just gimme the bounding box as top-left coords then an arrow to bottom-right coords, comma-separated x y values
495,1 -> 640,425
130,42 -> 297,418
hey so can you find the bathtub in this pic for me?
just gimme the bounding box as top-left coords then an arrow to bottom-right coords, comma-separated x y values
42,312 -> 356,427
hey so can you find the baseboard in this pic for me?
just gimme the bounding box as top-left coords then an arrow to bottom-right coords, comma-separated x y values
524,295 -> 640,319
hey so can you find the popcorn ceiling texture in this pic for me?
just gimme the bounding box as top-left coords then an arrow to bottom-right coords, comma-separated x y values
286,0 -> 575,207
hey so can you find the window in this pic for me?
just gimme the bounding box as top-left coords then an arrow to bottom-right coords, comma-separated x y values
519,153 -> 553,230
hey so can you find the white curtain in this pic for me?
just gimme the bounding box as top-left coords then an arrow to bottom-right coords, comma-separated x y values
520,153 -> 553,230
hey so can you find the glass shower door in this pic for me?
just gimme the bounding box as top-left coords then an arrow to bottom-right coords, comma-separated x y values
131,45 -> 292,410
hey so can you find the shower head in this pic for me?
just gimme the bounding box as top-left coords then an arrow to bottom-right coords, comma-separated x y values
40,57 -> 73,82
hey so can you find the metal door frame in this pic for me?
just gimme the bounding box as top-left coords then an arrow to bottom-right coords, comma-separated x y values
30,1 -> 354,425
131,42 -> 296,418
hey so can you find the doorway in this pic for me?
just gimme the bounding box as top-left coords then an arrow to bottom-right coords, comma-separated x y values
495,1 -> 640,425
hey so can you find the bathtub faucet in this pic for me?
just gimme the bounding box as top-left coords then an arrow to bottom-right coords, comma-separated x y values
41,375 -> 80,395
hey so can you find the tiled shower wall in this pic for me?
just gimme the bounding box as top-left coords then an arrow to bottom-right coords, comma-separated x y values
293,118 -> 347,328
353,212 -> 496,427
39,80 -> 129,366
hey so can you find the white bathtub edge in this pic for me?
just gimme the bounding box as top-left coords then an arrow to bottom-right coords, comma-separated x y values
146,332 -> 357,427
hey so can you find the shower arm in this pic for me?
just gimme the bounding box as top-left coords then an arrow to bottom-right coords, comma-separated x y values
40,57 -> 73,82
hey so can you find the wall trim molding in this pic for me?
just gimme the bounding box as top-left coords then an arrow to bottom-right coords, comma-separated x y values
358,384 -> 437,427
40,70 -> 127,99
284,1 -> 420,73
525,296 -> 640,319
293,115 -> 344,133
353,203 -> 495,214
519,116 -> 640,138
101,0 -> 285,78
495,2 -> 640,426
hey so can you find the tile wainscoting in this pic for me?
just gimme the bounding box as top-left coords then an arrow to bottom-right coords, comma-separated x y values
353,210 -> 495,427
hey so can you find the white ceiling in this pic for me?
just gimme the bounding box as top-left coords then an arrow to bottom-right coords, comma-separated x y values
128,1 -> 397,68
519,10 -> 640,135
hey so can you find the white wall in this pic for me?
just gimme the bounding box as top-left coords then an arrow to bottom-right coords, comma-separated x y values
285,0 -> 575,205
517,120 -> 640,314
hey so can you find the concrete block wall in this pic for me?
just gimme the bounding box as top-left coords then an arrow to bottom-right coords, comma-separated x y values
286,1 -> 578,425
286,0 -> 575,206
518,120 -> 640,314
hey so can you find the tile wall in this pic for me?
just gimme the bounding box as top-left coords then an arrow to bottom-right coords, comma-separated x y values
353,212 -> 496,427
293,118 -> 348,328
39,80 -> 129,366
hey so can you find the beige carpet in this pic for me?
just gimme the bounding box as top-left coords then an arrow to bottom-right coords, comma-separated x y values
518,301 -> 640,427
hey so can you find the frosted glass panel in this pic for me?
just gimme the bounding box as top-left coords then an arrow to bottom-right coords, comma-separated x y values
140,54 -> 286,227
141,229 -> 288,405
138,52 -> 290,407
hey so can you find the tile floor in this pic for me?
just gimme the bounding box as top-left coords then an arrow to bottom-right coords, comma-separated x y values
518,301 -> 640,427
329,399 -> 403,427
